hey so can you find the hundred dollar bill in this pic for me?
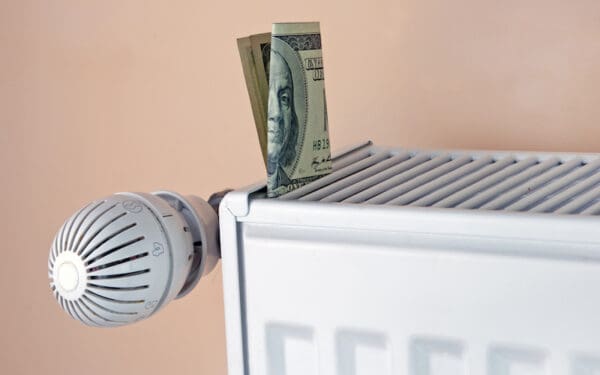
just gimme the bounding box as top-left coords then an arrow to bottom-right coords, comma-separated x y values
236,32 -> 271,165
267,22 -> 332,197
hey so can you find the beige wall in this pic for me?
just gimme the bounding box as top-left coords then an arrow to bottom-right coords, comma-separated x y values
2,0 -> 599,374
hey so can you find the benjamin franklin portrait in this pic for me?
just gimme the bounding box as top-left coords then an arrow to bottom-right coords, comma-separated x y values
267,49 -> 298,188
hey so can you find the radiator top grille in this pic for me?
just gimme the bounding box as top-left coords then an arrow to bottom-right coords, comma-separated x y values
279,141 -> 600,215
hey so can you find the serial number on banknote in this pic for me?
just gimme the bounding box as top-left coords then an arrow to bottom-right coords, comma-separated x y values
312,138 -> 330,151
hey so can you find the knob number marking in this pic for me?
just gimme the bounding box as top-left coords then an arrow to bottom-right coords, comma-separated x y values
152,242 -> 164,257
122,200 -> 143,213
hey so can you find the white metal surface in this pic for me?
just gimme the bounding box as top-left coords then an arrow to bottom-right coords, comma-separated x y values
220,142 -> 600,375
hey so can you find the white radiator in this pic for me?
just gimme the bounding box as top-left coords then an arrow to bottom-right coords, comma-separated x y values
219,141 -> 600,375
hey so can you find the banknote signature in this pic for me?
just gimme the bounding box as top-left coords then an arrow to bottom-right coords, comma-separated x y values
312,155 -> 332,172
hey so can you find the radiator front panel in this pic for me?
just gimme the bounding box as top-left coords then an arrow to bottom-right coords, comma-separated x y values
239,221 -> 600,375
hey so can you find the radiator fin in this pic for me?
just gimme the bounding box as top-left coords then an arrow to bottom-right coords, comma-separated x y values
279,143 -> 600,216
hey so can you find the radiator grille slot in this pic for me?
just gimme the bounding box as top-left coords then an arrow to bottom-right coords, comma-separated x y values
279,142 -> 600,215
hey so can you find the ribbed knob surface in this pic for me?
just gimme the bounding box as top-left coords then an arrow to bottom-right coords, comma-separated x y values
48,194 -> 192,327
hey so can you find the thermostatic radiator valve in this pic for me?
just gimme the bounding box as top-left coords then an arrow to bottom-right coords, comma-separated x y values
48,191 -> 219,327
